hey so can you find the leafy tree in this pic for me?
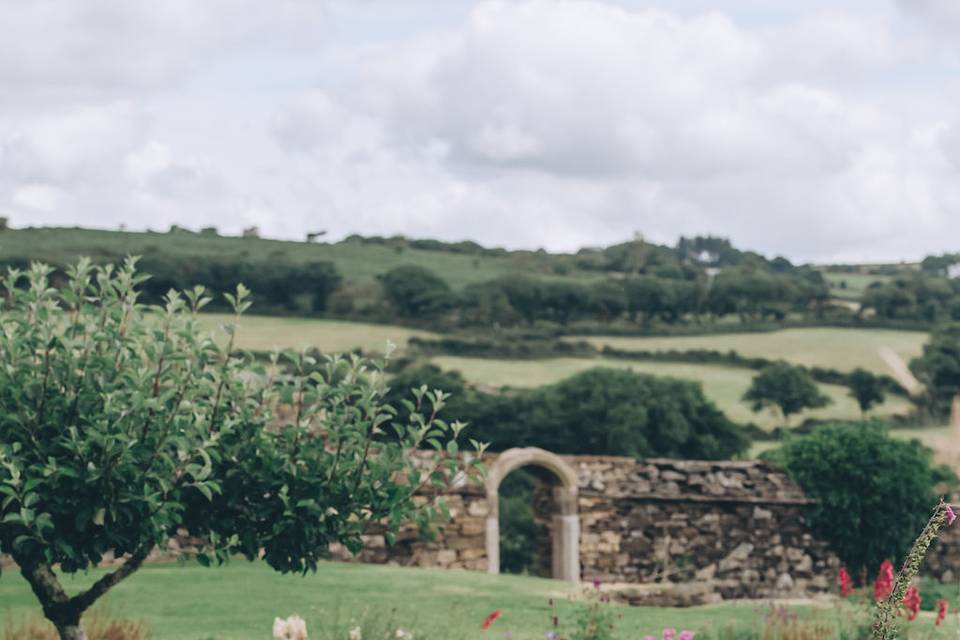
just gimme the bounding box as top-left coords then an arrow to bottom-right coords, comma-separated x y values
847,368 -> 886,418
504,368 -> 747,459
911,323 -> 960,419
769,422 -> 937,582
742,362 -> 831,426
378,265 -> 452,318
0,260 -> 482,640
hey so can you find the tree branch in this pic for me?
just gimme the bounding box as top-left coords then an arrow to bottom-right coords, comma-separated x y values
70,545 -> 152,614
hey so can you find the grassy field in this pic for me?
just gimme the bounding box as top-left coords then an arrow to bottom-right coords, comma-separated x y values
2,560 -> 949,640
570,327 -> 927,375
431,356 -> 913,430
0,227 -> 593,290
822,272 -> 892,301
196,313 -> 435,354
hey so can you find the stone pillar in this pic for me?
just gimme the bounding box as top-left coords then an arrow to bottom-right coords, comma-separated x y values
554,514 -> 580,582
486,515 -> 500,575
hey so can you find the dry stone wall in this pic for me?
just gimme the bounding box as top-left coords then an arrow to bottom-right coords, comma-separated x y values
573,457 -> 837,599
331,451 -> 841,601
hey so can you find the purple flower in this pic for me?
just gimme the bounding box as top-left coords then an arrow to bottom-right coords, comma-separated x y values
643,636 -> 655,640
592,579 -> 602,590
946,504 -> 956,526
679,632 -> 694,640
663,629 -> 676,640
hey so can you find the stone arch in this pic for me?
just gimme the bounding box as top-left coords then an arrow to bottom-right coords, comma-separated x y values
484,447 -> 580,582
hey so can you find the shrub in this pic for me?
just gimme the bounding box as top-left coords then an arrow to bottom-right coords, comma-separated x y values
378,265 -> 452,318
767,422 -> 938,581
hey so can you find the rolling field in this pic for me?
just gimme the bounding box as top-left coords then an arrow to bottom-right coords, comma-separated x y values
0,560 -> 942,640
570,327 -> 927,375
821,271 -> 892,301
0,227 -> 594,290
196,313 -> 435,354
431,356 -> 913,429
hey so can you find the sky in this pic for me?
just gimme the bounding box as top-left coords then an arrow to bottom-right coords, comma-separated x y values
1,0 -> 959,263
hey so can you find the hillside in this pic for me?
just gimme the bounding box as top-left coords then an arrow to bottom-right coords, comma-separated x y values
2,226 -> 957,331
0,226 -> 596,290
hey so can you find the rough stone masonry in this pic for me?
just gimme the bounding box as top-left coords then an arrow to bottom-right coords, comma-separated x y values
328,448 -> 842,603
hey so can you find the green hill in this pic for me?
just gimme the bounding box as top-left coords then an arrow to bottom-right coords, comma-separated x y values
0,226 -> 595,290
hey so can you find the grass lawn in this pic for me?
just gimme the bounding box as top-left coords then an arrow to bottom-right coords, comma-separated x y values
194,313 -> 435,354
432,356 -> 912,430
822,272 -> 892,301
569,327 -> 927,375
4,560 -> 951,640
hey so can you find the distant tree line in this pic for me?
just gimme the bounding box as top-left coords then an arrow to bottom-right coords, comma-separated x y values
860,271 -> 960,323
0,254 -> 343,315
377,264 -> 831,329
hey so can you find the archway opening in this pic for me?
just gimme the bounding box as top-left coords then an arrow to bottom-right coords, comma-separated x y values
498,466 -> 560,576
485,448 -> 580,582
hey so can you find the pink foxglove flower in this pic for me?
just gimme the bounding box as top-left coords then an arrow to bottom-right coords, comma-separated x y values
946,504 -> 956,525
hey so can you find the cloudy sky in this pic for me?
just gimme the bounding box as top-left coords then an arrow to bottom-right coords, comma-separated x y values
1,0 -> 959,263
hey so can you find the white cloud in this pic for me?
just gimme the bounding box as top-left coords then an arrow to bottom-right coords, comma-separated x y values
0,0 -> 958,262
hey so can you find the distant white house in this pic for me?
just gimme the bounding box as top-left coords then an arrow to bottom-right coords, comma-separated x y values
949,263 -> 960,280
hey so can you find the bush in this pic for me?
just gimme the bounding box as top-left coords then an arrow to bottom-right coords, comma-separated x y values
378,265 -> 452,318
767,422 -> 939,580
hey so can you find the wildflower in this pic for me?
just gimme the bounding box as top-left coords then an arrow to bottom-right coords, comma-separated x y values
643,637 -> 654,640
936,599 -> 949,626
481,610 -> 502,630
544,633 -> 560,640
592,579 -> 602,590
838,566 -> 853,597
902,585 -> 921,621
947,504 -> 957,526
678,632 -> 694,640
874,561 -> 894,601
272,615 -> 308,640
663,629 -> 677,640
349,627 -> 362,640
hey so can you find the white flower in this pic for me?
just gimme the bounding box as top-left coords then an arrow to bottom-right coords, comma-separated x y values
272,615 -> 308,640
349,626 -> 362,640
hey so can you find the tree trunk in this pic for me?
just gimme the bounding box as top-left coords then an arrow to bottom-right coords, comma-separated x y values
56,621 -> 87,640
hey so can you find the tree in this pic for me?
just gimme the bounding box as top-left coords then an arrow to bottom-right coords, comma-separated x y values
911,323 -> 960,419
378,265 -> 452,318
0,260 -> 482,640
742,362 -> 831,426
847,368 -> 886,418
502,368 -> 748,459
769,422 -> 938,582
